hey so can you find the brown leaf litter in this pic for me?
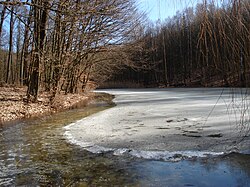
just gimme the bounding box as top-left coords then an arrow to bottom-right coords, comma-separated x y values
0,86 -> 94,124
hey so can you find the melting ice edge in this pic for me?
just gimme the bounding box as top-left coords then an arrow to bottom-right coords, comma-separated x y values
64,129 -> 226,162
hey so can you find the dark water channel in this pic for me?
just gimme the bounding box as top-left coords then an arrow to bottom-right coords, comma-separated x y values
0,101 -> 250,186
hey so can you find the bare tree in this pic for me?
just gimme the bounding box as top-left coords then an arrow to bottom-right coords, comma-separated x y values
27,0 -> 49,101
6,6 -> 14,84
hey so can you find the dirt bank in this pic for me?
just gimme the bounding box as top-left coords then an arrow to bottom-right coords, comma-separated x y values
0,86 -> 97,124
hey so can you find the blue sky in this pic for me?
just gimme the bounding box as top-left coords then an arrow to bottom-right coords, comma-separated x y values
137,0 -> 203,22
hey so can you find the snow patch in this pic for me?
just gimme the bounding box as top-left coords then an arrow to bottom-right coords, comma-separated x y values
64,88 -> 250,161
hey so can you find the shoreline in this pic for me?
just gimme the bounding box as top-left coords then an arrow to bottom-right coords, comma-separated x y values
0,86 -> 107,125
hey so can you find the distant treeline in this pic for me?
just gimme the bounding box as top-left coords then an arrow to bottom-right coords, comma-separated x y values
107,0 -> 250,88
1,0 -> 250,100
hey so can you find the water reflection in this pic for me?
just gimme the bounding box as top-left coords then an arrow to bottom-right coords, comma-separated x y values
0,102 -> 250,186
133,154 -> 250,187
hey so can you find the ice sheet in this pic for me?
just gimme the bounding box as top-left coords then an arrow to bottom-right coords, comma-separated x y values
64,88 -> 250,160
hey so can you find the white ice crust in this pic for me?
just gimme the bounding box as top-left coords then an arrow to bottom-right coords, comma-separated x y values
64,88 -> 250,161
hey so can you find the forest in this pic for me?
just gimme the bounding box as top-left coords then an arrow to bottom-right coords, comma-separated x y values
108,0 -> 250,88
0,0 -> 249,101
0,1 -> 250,186
0,0 -> 140,102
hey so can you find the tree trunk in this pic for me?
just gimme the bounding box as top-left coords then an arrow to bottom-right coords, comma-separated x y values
20,8 -> 32,86
27,0 -> 48,101
5,7 -> 14,84
0,0 -> 9,45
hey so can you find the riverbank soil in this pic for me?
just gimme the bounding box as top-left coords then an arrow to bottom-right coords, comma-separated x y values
0,86 -> 95,124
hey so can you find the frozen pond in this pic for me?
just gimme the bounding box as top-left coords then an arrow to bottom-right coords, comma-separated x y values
0,90 -> 250,186
65,88 -> 250,160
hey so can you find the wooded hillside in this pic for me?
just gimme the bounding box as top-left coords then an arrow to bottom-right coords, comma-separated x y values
0,0 -> 140,101
0,0 -> 249,97
105,0 -> 250,88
